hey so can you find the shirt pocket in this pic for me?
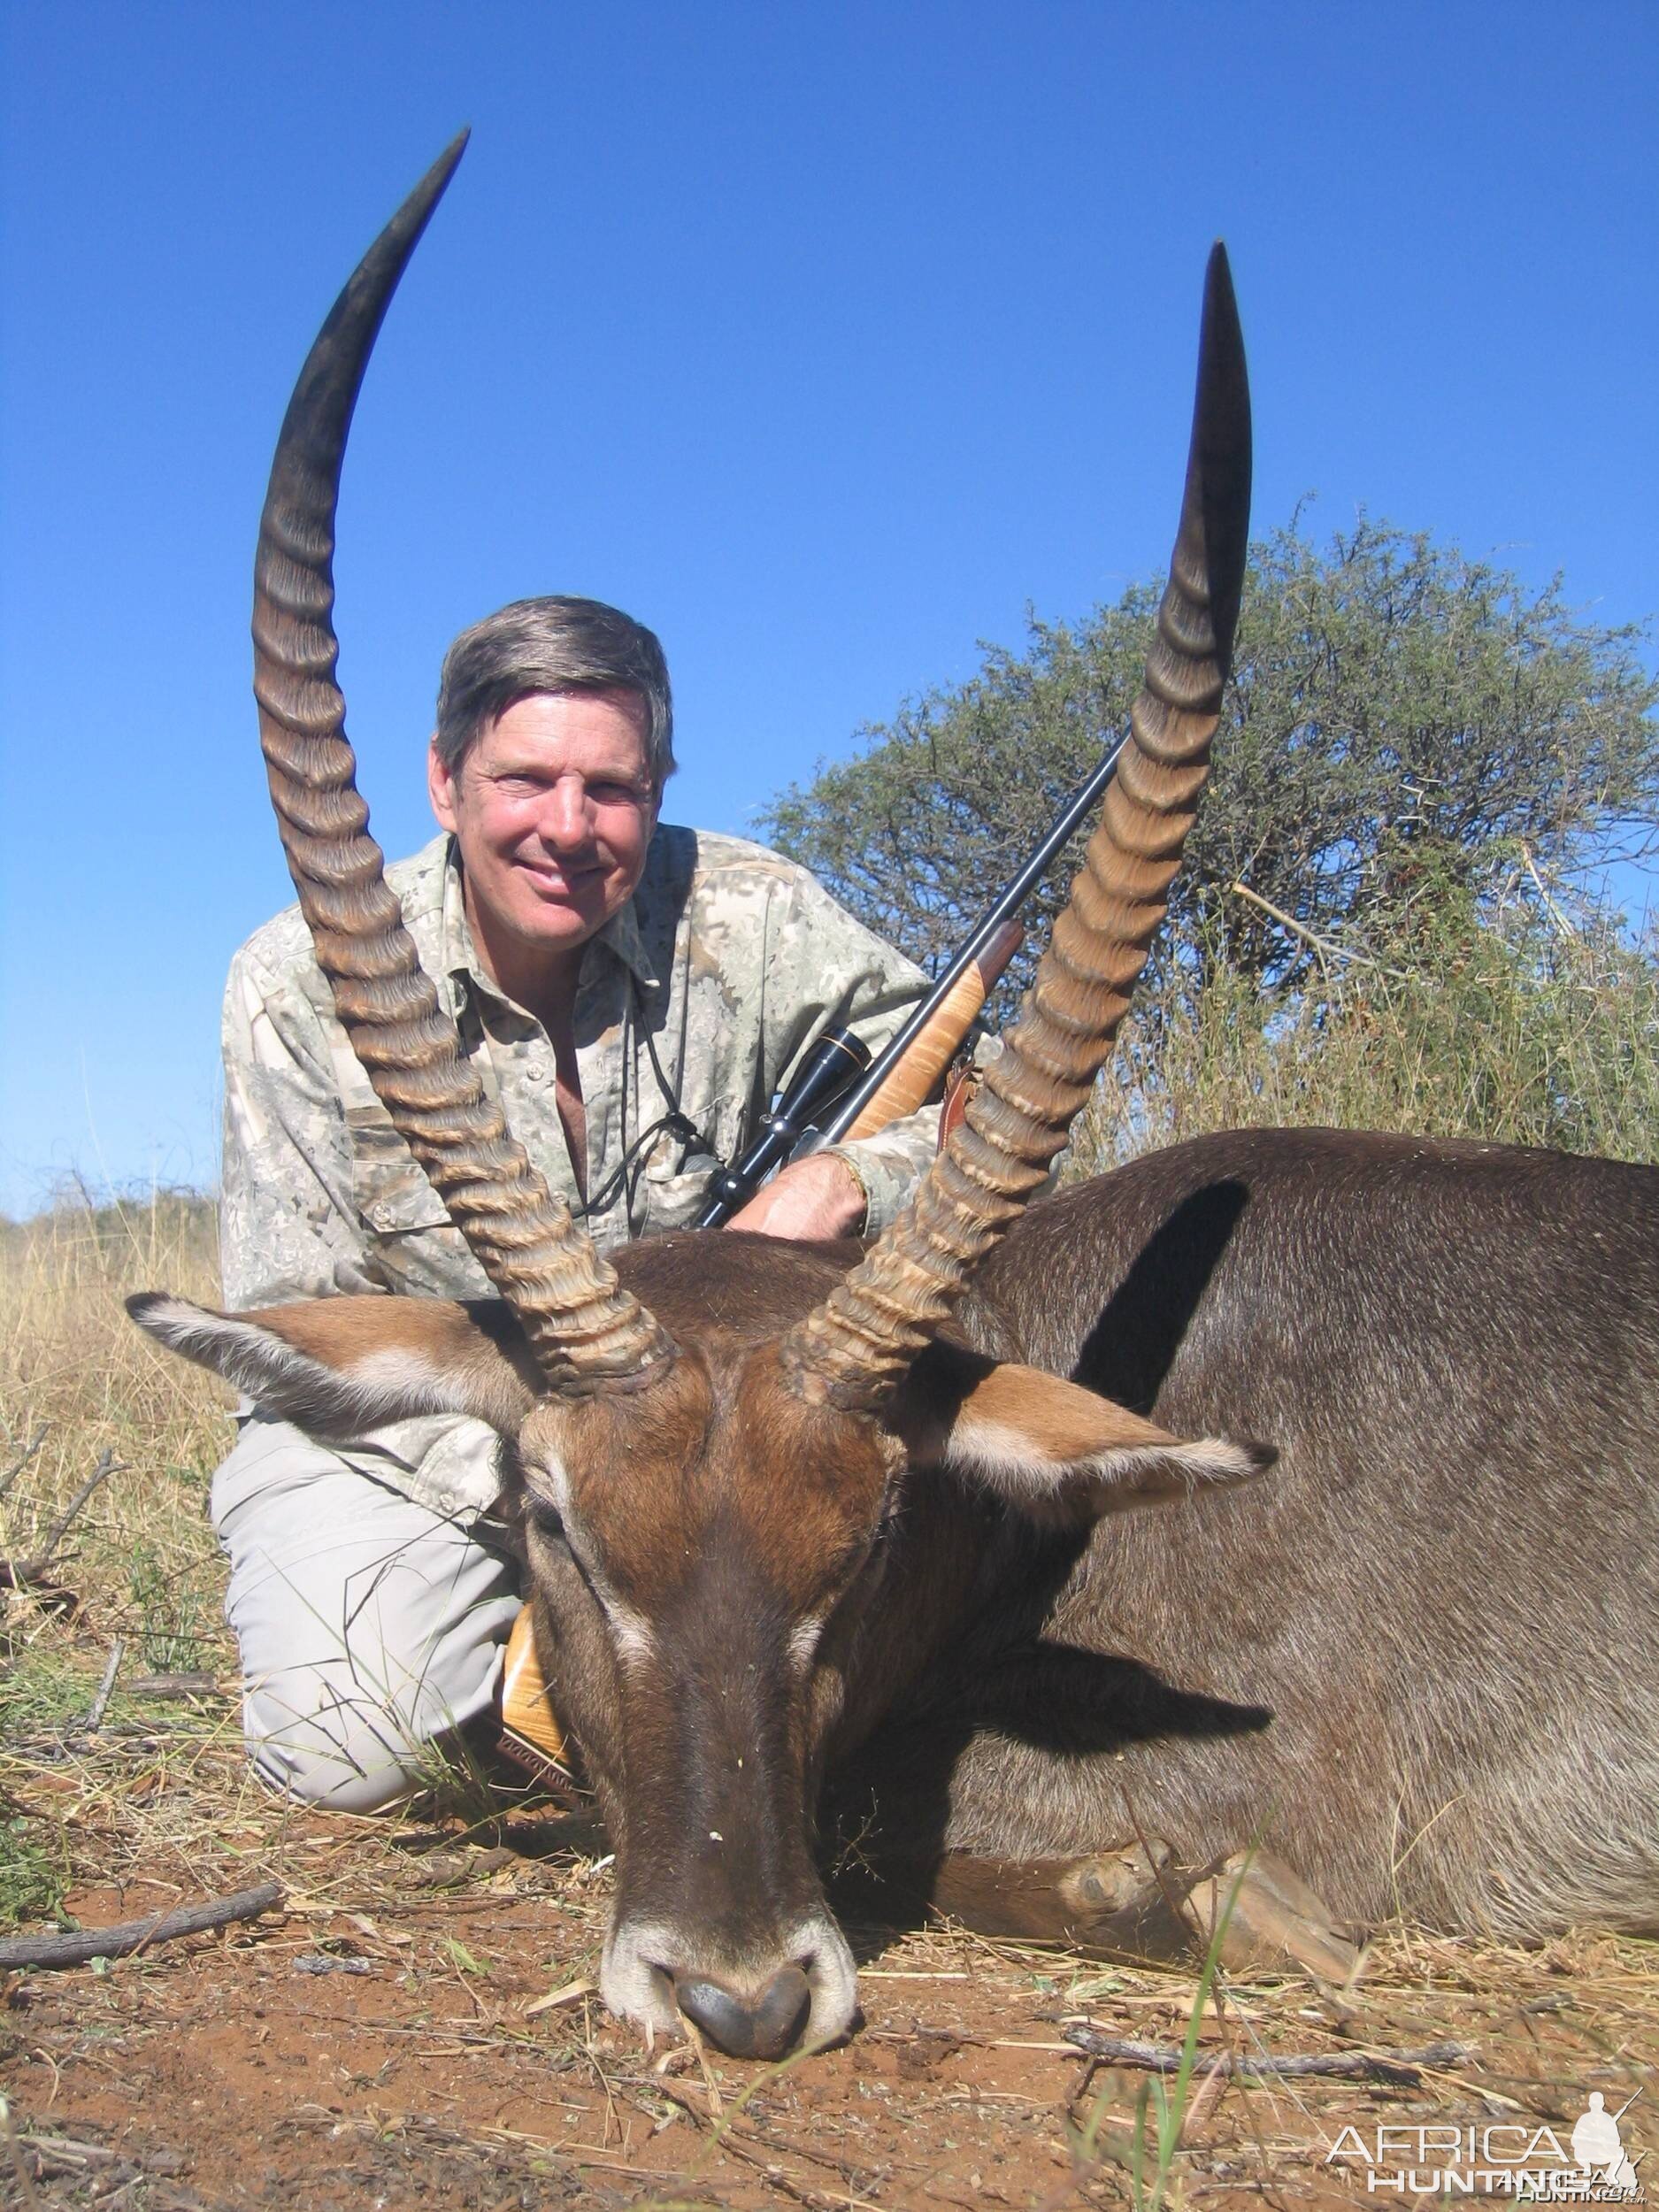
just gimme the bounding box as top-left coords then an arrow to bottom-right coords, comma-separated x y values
635,1145 -> 722,1235
345,1107 -> 493,1300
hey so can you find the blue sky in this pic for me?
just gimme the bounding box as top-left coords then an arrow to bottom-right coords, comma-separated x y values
2,1 -> 1655,1217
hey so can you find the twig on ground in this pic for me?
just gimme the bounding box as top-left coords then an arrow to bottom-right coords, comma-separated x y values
1063,2025 -> 1471,2085
1177,2054 -> 1231,2139
0,1559 -> 73,1601
80,1639 -> 126,1732
29,1451 -> 124,1569
0,2093 -> 47,2212
0,1450 -> 126,1594
647,2082 -> 842,2208
0,1425 -> 50,1503
12,2131 -> 122,2170
0,1879 -> 284,1971
7,2128 -> 204,2209
127,1673 -> 228,1701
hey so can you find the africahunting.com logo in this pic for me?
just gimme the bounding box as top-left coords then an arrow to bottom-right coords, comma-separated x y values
1327,2092 -> 1644,2199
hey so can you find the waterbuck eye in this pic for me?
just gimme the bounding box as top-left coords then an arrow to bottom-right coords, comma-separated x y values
525,1496 -> 569,1546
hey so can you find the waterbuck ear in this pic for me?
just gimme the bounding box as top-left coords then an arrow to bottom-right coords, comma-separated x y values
890,1344 -> 1273,1531
125,1292 -> 542,1440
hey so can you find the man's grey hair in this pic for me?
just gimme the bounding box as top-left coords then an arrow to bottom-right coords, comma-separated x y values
434,596 -> 676,792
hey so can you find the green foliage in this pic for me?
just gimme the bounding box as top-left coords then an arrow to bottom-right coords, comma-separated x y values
0,1811 -> 65,1925
762,518 -> 1659,1018
125,1538 -> 209,1671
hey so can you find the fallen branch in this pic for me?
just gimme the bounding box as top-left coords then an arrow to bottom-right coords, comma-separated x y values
0,1560 -> 76,1606
14,2131 -> 122,2171
1063,2025 -> 1471,2085
9,2129 -> 203,2211
80,1640 -> 125,1732
1,2092 -> 46,2212
0,1880 -> 284,1971
126,1673 -> 228,1701
28,1451 -> 124,1569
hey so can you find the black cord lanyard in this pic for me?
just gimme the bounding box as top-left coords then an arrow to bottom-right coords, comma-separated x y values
569,979 -> 719,1224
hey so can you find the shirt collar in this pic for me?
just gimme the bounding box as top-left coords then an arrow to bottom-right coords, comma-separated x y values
437,835 -> 661,1012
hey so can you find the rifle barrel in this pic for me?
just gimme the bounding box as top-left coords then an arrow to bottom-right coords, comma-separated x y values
798,731 -> 1129,1156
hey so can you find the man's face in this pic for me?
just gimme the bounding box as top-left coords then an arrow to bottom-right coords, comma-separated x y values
428,689 -> 657,970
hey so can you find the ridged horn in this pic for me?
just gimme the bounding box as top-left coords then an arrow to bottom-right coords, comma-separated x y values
250,134 -> 676,1393
781,243 -> 1251,1411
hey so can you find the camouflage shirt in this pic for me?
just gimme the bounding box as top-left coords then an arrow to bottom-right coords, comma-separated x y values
220,828 -> 941,1514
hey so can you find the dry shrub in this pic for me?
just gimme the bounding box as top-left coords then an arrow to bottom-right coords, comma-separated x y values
1077,880 -> 1659,1173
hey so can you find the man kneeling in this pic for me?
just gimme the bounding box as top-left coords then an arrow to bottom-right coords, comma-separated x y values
213,595 -> 939,1809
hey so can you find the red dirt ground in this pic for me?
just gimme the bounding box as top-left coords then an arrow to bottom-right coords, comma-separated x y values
4,1804 -> 1655,2212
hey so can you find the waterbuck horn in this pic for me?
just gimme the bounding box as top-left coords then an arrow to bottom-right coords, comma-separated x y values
250,135 -> 676,1393
782,243 -> 1251,1410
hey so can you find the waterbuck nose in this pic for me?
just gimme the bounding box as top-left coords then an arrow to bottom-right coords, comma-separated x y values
672,1964 -> 811,2060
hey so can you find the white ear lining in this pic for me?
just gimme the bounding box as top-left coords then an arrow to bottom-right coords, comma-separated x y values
127,1296 -> 461,1433
127,1293 -> 243,1363
342,1347 -> 472,1419
944,1414 -> 1267,1517
129,1296 -> 313,1398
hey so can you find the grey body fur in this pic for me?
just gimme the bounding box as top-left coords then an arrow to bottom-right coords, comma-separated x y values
840,1125 -> 1659,1936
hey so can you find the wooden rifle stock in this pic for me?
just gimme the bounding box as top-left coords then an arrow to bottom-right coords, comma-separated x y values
497,1608 -> 585,1799
838,918 -> 1024,1139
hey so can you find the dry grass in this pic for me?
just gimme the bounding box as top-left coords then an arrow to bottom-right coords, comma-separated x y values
1,1191 -> 233,1801
2,1190 -> 226,1501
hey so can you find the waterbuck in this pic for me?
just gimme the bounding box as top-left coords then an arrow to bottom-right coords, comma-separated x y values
130,141 -> 1659,2061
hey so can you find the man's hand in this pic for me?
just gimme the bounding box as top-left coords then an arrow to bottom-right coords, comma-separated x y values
724,1153 -> 866,1241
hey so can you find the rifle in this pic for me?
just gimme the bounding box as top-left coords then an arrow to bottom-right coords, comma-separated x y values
695,728 -> 1132,1226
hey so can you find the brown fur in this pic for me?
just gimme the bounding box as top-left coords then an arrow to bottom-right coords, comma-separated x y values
521,1338 -> 892,1617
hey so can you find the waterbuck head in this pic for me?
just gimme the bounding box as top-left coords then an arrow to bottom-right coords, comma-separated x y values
130,136 -> 1256,2057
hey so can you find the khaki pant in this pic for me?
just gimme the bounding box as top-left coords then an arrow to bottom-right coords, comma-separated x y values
210,1413 -> 522,1812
